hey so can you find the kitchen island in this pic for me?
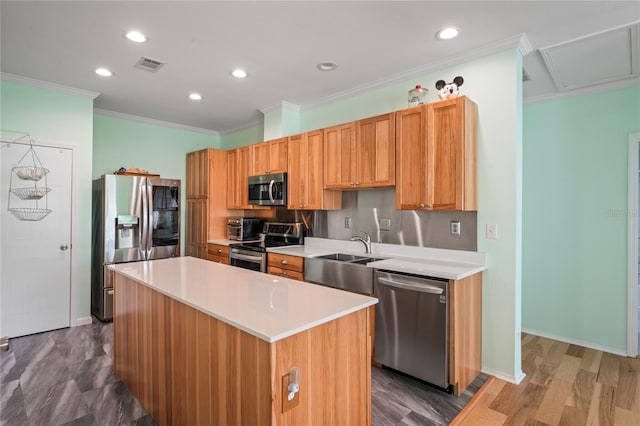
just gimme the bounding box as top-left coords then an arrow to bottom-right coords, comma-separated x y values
109,256 -> 377,426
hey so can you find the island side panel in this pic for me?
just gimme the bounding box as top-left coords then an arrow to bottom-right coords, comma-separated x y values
449,272 -> 483,396
113,272 -> 272,426
272,308 -> 371,426
113,273 -> 171,425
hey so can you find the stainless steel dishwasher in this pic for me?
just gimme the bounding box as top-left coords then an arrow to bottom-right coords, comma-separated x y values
374,270 -> 450,390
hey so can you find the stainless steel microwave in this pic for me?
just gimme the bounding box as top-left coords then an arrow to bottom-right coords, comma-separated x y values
248,172 -> 287,206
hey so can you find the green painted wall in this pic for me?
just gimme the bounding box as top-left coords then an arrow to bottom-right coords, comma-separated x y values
220,123 -> 263,149
93,113 -> 220,254
523,86 -> 640,353
0,80 -> 94,320
299,50 -> 524,380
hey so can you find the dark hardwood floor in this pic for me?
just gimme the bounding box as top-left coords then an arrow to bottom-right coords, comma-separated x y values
1,320 -> 487,426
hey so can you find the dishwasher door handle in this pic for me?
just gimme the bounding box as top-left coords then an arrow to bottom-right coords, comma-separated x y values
378,277 -> 444,294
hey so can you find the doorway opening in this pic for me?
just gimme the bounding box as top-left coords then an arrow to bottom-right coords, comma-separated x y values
628,133 -> 640,357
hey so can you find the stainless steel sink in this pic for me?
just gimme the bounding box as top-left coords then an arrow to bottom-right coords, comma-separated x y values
304,253 -> 382,295
316,253 -> 368,262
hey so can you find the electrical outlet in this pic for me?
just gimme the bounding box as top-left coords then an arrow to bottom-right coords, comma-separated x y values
379,218 -> 391,231
345,217 -> 351,229
486,223 -> 498,239
450,221 -> 460,236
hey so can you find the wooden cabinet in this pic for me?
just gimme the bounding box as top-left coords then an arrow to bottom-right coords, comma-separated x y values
252,137 -> 287,175
267,253 -> 304,281
288,130 -> 341,210
207,243 -> 229,264
185,148 -> 228,259
449,273 -> 482,396
396,97 -> 477,211
324,114 -> 395,190
226,146 -> 252,209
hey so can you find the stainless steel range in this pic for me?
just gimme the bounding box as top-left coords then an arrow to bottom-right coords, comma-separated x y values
229,222 -> 303,272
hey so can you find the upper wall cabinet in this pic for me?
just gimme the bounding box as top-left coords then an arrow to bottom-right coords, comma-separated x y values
226,146 -> 253,209
324,113 -> 395,190
186,149 -> 209,199
288,130 -> 341,210
252,137 -> 288,175
396,97 -> 478,211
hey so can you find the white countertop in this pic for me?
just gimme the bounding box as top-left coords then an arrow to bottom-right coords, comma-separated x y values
109,257 -> 377,343
268,238 -> 487,280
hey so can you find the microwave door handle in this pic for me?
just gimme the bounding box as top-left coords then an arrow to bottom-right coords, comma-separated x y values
268,180 -> 275,203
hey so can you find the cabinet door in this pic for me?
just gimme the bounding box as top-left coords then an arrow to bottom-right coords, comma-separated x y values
238,146 -> 253,209
287,134 -> 306,209
305,130 -> 325,210
185,199 -> 207,259
395,106 -> 428,210
324,122 -> 356,189
186,149 -> 209,199
356,113 -> 395,188
429,98 -> 465,210
268,138 -> 288,173
226,149 -> 241,209
252,141 -> 270,175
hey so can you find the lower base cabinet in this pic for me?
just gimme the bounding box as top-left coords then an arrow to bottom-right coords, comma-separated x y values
207,243 -> 229,264
267,253 -> 304,281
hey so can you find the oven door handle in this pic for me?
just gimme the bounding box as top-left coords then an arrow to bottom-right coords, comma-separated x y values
231,253 -> 263,262
268,180 -> 275,203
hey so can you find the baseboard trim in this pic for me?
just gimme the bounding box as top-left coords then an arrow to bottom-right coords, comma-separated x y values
74,316 -> 93,327
481,367 -> 526,385
522,328 -> 627,357
449,375 -> 496,426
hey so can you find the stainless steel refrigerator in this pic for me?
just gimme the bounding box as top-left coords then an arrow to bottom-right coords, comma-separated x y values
91,174 -> 180,321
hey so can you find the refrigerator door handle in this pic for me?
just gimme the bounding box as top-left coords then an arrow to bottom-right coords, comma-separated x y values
141,179 -> 150,259
146,179 -> 154,259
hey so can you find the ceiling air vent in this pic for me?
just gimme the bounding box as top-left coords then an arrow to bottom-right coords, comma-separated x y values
134,56 -> 165,72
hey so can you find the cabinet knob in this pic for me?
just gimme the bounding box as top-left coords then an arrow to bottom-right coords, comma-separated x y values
217,249 -> 222,253
281,259 -> 288,265
282,271 -> 288,276
420,203 -> 425,208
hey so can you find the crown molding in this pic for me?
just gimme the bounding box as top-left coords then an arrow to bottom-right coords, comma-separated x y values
219,118 -> 265,136
0,72 -> 100,99
259,100 -> 301,114
301,33 -> 532,111
94,108 -> 220,136
523,78 -> 640,106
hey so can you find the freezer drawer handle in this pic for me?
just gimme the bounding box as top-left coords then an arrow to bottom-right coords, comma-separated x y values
378,277 -> 444,294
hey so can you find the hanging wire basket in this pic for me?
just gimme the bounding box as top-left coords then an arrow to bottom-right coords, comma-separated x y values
8,208 -> 52,221
10,186 -> 51,200
4,133 -> 53,222
12,165 -> 49,181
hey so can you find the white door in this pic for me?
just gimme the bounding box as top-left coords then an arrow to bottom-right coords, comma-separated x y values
0,141 -> 72,338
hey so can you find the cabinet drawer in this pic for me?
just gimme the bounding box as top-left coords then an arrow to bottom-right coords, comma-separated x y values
207,244 -> 229,257
268,253 -> 304,272
268,266 -> 304,281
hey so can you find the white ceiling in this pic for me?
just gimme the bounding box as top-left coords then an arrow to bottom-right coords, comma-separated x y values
1,1 -> 639,134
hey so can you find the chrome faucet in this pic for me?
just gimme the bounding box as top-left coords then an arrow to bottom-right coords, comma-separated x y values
350,232 -> 372,254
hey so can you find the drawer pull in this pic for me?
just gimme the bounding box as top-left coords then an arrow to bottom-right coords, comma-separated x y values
281,259 -> 288,265
217,249 -> 222,253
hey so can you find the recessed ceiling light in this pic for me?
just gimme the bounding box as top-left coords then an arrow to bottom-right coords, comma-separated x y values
316,61 -> 337,71
189,93 -> 203,101
126,30 -> 147,43
95,67 -> 113,77
231,69 -> 247,78
436,27 -> 459,40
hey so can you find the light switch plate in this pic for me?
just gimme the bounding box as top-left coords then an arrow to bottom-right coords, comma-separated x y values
450,221 -> 460,236
379,218 -> 391,231
345,217 -> 351,229
486,223 -> 498,239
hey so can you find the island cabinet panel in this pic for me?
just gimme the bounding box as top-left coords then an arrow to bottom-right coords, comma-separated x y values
113,272 -> 371,426
449,272 -> 483,396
